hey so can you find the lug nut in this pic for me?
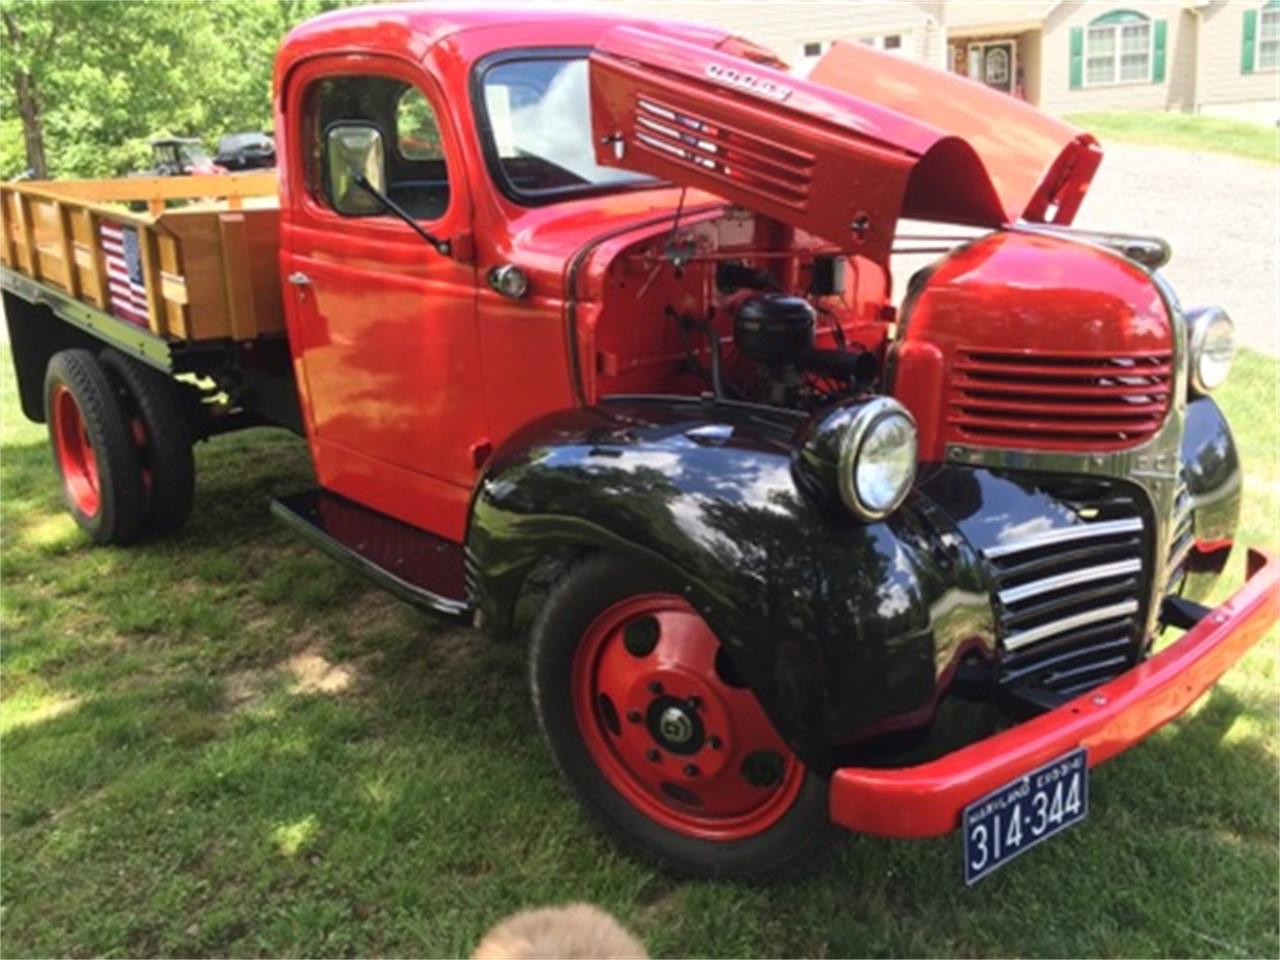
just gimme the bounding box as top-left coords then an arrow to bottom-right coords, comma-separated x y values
686,696 -> 702,710
683,764 -> 700,777
646,749 -> 661,762
626,710 -> 642,723
647,680 -> 664,695
708,735 -> 722,750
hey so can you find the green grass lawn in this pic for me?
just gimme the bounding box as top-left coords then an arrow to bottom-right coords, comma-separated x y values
1,349 -> 1277,958
1065,110 -> 1280,165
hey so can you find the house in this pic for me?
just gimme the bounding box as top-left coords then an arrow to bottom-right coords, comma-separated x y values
942,0 -> 1278,123
608,0 -> 1279,123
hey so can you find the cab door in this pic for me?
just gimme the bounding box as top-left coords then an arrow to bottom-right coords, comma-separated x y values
281,55 -> 483,540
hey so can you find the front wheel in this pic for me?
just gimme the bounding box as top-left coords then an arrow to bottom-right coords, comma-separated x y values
530,554 -> 833,878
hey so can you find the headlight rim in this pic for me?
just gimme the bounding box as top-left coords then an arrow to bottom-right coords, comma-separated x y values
836,397 -> 918,521
1186,305 -> 1235,396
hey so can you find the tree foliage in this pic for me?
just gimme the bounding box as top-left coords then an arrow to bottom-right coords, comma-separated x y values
0,0 -> 355,180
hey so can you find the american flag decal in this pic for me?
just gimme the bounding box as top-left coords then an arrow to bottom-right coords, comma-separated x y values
99,222 -> 149,327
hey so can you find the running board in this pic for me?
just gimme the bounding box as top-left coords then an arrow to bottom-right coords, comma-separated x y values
271,490 -> 472,620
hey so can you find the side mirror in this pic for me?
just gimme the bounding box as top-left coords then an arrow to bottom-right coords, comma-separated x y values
324,122 -> 387,215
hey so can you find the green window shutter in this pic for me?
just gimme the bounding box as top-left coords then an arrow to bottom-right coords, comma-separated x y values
1153,19 -> 1167,82
1070,26 -> 1084,89
1242,8 -> 1257,74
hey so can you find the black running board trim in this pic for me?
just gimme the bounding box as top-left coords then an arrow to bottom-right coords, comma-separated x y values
271,491 -> 472,621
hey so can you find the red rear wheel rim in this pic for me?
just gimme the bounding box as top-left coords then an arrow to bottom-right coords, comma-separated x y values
572,594 -> 805,841
52,384 -> 101,518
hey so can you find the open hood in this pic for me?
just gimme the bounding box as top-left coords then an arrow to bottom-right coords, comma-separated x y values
589,27 -> 1101,260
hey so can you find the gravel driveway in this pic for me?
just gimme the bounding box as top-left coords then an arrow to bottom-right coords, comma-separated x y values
1075,142 -> 1278,357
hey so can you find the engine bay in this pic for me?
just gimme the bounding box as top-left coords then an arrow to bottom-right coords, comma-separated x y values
587,208 -> 895,413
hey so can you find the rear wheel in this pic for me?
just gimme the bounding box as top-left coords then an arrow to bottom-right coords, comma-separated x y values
44,350 -> 145,545
530,554 -> 832,878
99,349 -> 195,536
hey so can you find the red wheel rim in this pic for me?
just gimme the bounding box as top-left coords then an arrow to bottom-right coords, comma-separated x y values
572,594 -> 805,841
128,416 -> 152,493
51,384 -> 101,517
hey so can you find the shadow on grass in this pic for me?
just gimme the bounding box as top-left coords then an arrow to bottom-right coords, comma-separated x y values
2,420 -> 1277,956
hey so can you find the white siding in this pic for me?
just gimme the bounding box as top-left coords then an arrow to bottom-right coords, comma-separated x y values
603,0 -> 947,70
1197,0 -> 1280,116
1038,1 -> 1198,114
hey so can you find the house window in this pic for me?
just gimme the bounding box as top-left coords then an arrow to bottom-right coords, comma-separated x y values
1259,3 -> 1280,70
857,33 -> 909,55
1084,10 -> 1153,85
798,39 -> 832,74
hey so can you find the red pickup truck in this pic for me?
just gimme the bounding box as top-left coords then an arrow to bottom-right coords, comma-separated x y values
2,5 -> 1274,880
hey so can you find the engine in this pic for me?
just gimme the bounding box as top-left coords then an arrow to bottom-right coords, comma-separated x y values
730,293 -> 877,409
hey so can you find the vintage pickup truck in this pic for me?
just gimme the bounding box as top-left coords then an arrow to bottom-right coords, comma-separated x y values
2,5 -> 1275,880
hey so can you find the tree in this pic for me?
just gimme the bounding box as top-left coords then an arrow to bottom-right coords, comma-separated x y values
0,0 -> 356,180
2,0 -> 68,177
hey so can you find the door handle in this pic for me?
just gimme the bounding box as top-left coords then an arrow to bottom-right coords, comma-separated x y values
287,271 -> 312,286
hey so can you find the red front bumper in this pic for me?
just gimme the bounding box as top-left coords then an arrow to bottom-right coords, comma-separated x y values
830,548 -> 1279,837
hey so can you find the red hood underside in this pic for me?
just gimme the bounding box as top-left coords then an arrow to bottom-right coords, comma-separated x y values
808,42 -> 1102,229
590,28 -> 1101,259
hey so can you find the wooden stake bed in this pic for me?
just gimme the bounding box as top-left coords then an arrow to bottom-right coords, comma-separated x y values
0,173 -> 283,344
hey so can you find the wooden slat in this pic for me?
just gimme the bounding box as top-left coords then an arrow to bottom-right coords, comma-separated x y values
56,204 -> 80,298
16,171 -> 276,205
15,194 -> 39,280
84,212 -> 110,308
159,272 -> 189,305
0,191 -> 15,267
136,228 -> 166,337
218,213 -> 256,340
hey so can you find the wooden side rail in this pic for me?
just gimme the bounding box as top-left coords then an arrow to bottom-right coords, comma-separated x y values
0,174 -> 282,342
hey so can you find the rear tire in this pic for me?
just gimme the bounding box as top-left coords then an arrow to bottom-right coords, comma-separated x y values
99,349 -> 195,536
529,554 -> 833,879
44,350 -> 145,545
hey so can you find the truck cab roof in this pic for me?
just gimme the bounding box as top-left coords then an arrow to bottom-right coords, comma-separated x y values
276,4 -> 741,81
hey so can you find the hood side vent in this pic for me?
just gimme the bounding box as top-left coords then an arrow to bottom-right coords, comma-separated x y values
632,96 -> 815,211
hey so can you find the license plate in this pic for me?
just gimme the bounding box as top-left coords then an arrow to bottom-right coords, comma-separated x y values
963,747 -> 1088,885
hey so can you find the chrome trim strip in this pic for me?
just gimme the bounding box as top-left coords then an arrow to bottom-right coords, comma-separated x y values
1014,223 -> 1171,270
1166,536 -> 1194,579
985,518 -> 1144,558
1003,600 -> 1140,651
998,558 -> 1142,604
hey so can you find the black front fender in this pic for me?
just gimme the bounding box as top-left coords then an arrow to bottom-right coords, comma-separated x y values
466,398 -> 996,774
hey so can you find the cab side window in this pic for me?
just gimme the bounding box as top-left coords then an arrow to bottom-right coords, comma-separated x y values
303,75 -> 450,221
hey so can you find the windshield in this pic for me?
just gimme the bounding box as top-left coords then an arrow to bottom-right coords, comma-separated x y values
479,56 -> 654,201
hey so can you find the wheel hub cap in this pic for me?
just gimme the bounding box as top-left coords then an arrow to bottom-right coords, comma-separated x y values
572,594 -> 805,841
649,698 -> 703,754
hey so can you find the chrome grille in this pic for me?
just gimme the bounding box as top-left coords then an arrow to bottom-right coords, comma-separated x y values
1164,482 -> 1194,596
986,508 -> 1148,698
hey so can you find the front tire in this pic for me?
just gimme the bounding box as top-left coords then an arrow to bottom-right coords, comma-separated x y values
529,554 -> 832,878
44,350 -> 145,545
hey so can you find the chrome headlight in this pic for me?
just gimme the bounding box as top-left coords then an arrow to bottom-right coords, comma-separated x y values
837,398 -> 918,520
1185,306 -> 1235,394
